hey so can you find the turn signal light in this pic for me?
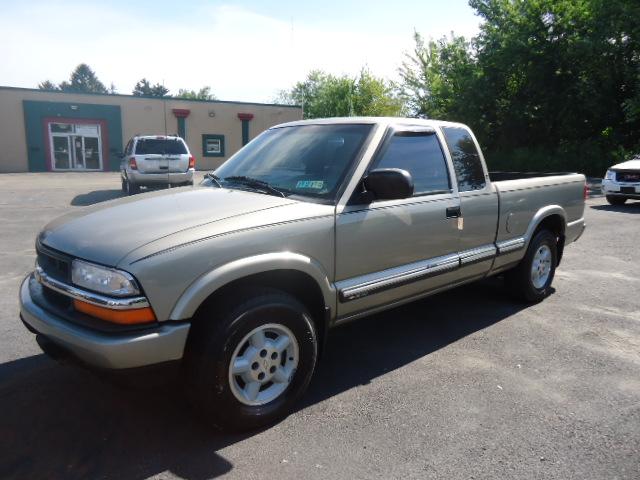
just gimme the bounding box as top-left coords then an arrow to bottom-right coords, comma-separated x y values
129,157 -> 138,170
188,156 -> 195,169
73,299 -> 156,325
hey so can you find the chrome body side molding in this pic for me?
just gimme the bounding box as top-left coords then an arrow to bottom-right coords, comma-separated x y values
496,237 -> 526,254
338,253 -> 460,302
338,239 -> 527,303
459,244 -> 497,265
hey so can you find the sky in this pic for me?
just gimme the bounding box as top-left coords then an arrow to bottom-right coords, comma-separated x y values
0,0 -> 481,103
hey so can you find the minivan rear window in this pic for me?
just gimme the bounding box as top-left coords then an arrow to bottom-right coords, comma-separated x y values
135,139 -> 187,155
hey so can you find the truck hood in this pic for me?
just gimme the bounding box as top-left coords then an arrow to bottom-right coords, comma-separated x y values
611,159 -> 640,170
40,187 -> 298,266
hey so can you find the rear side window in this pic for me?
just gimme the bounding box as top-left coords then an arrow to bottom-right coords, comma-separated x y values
374,132 -> 450,195
442,127 -> 486,192
135,138 -> 188,155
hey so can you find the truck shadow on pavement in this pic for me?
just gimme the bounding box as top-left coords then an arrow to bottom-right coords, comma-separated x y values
71,189 -> 125,206
0,278 -> 528,480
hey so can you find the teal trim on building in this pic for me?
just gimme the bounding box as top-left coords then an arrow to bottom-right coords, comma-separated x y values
241,119 -> 250,146
177,117 -> 186,141
23,100 -> 122,172
202,134 -> 225,157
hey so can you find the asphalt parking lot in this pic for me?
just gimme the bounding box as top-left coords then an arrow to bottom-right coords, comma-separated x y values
1,172 -> 638,480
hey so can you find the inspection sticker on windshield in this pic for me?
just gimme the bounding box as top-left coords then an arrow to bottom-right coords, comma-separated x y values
296,180 -> 324,189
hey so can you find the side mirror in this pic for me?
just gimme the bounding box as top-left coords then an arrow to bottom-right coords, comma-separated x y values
363,168 -> 414,201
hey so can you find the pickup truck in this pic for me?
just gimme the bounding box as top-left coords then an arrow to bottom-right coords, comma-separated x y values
19,118 -> 586,430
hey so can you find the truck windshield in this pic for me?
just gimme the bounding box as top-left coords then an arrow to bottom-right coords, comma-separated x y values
135,138 -> 187,155
214,124 -> 373,202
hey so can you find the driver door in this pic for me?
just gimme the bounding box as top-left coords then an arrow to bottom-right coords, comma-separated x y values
335,127 -> 461,319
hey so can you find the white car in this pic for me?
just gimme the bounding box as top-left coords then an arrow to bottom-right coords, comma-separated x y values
120,135 -> 195,195
602,155 -> 640,205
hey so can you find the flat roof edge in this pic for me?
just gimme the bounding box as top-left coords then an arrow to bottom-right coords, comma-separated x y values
0,85 -> 302,109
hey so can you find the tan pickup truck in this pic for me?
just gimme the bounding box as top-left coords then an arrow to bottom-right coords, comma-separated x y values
20,118 -> 586,430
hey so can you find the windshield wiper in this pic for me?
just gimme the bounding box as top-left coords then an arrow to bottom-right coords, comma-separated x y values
204,172 -> 223,188
223,176 -> 288,198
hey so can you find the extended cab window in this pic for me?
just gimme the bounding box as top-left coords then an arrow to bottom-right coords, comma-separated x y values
442,127 -> 486,192
374,132 -> 450,195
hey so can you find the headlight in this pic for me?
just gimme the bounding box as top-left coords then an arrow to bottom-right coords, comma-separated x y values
605,170 -> 615,180
71,259 -> 140,297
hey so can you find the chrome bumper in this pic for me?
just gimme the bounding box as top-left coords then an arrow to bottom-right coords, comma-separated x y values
20,275 -> 190,369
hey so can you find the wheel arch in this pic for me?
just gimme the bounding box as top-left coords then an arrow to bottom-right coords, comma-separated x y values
524,206 -> 567,265
170,252 -> 335,340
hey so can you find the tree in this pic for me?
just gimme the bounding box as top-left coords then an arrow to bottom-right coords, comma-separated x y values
467,0 -> 640,172
132,78 -> 169,97
58,63 -> 109,94
400,0 -> 640,175
175,86 -> 217,100
281,68 -> 405,119
399,32 -> 479,124
38,80 -> 59,91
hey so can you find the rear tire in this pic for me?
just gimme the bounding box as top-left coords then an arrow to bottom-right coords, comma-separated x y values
125,179 -> 140,195
606,195 -> 627,206
185,288 -> 318,431
505,230 -> 557,303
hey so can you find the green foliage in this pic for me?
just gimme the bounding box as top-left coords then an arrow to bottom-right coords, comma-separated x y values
399,32 -> 480,125
37,80 -> 59,91
281,69 -> 405,119
132,78 -> 169,97
59,64 -> 109,94
39,64 -> 110,94
175,86 -> 216,100
400,0 -> 640,176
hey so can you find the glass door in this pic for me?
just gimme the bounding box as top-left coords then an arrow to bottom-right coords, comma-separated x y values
49,122 -> 103,171
52,135 -> 71,169
83,136 -> 101,169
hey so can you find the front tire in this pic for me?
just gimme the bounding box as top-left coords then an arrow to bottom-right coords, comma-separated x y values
606,195 -> 627,206
185,289 -> 318,431
505,230 -> 557,303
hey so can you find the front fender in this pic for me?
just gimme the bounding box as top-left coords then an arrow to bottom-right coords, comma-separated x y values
169,252 -> 335,320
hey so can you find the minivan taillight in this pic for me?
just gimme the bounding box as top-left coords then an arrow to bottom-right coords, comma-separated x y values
583,182 -> 589,200
188,156 -> 195,169
129,157 -> 138,170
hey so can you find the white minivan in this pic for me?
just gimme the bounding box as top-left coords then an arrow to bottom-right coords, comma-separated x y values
120,135 -> 195,194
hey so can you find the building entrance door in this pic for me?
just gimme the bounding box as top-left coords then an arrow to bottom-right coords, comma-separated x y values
48,122 -> 103,171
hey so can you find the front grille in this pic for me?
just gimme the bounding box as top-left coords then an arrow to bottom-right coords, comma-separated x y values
42,285 -> 73,309
616,170 -> 640,183
36,244 -> 71,283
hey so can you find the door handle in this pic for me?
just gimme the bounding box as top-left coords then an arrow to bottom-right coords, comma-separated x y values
446,206 -> 461,218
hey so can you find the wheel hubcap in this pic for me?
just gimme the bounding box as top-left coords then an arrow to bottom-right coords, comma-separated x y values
531,244 -> 552,289
228,323 -> 299,406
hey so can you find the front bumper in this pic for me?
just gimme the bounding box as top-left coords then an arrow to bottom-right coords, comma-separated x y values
602,179 -> 640,199
126,169 -> 194,186
20,274 -> 190,370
